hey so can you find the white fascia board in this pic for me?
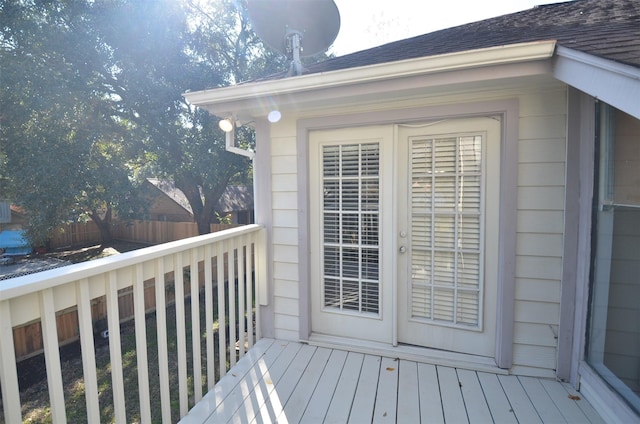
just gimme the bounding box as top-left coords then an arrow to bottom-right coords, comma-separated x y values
184,40 -> 556,116
554,46 -> 640,119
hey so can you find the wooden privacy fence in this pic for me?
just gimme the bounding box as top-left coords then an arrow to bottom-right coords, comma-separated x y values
112,221 -> 238,245
49,221 -> 238,249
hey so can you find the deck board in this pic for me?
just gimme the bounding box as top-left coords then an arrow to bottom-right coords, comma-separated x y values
278,347 -> 332,423
518,376 -> 567,423
417,363 -> 445,423
180,339 -> 605,424
372,357 -> 399,422
477,372 -> 518,423
299,349 -> 348,423
457,369 -> 493,423
348,354 -> 381,423
396,360 -> 421,423
539,378 -> 595,423
497,374 -> 543,424
438,365 -> 470,423
324,352 -> 364,423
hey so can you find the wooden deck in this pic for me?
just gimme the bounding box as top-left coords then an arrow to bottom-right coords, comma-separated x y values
180,339 -> 604,423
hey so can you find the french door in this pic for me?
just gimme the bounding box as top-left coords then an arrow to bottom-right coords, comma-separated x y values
309,117 -> 500,357
396,118 -> 500,357
309,125 -> 395,344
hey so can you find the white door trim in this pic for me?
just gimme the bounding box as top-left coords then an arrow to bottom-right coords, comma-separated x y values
296,99 -> 519,368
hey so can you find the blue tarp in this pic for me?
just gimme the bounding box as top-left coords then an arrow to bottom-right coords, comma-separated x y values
0,230 -> 32,256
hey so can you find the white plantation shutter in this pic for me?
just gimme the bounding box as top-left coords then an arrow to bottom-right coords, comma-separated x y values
410,135 -> 483,327
322,142 -> 380,315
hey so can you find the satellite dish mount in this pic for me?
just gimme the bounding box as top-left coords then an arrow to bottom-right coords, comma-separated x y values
247,0 -> 341,77
285,29 -> 305,76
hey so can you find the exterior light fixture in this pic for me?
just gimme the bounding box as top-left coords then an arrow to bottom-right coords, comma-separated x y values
219,118 -> 234,133
268,110 -> 282,123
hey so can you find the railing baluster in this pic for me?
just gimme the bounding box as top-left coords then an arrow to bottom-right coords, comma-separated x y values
155,258 -> 172,423
256,228 -> 267,339
237,235 -> 246,358
0,300 -> 22,423
247,237 -> 254,349
217,240 -> 227,377
204,244 -> 215,390
190,248 -> 203,402
40,288 -> 66,423
133,265 -> 152,423
106,271 -> 126,423
76,279 -> 100,422
228,238 -> 237,367
174,253 -> 189,417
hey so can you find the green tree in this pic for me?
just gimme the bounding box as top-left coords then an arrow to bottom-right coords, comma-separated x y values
0,0 -> 144,245
1,0 -> 326,244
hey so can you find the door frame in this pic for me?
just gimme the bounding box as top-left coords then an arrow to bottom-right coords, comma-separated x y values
297,99 -> 519,368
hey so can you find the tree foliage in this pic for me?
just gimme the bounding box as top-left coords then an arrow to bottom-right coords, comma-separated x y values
0,0 -> 303,244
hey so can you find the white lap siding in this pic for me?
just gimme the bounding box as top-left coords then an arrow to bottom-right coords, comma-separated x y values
266,87 -> 569,376
270,125 -> 300,341
512,88 -> 567,377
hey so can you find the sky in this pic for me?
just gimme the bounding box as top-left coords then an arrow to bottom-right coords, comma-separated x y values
330,0 -> 560,55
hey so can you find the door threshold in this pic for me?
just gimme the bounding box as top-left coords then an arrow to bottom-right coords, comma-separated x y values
306,334 -> 508,375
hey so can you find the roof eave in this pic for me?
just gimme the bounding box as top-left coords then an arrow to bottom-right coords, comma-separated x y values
183,40 -> 557,117
553,46 -> 640,119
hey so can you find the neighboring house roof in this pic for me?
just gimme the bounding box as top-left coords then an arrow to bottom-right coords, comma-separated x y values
264,0 -> 640,79
217,186 -> 254,212
146,179 -> 253,214
146,178 -> 193,214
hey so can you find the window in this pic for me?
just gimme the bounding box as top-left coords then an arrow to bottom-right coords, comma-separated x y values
587,104 -> 640,413
321,143 -> 380,314
410,135 -> 483,327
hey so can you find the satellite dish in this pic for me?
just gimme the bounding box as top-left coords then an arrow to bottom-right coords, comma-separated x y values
247,0 -> 341,75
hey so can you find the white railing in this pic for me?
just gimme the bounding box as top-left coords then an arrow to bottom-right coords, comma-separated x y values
0,224 -> 266,423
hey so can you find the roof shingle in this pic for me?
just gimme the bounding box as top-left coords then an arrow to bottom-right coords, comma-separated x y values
267,0 -> 640,79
